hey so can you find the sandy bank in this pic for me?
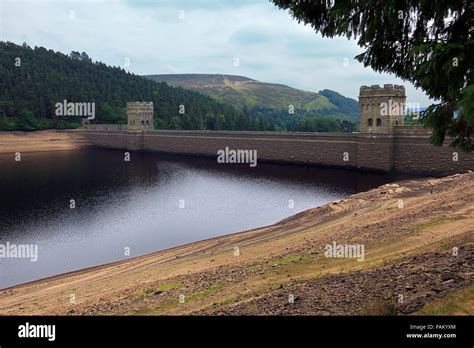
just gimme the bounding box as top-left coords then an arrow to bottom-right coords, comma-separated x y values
0,172 -> 472,315
0,131 -> 92,154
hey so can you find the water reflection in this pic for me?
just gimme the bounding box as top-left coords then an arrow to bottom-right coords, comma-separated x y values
0,149 -> 413,288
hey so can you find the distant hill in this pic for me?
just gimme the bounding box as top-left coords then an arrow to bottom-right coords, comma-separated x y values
144,74 -> 359,121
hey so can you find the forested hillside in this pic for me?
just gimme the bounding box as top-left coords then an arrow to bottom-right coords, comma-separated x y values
145,74 -> 338,111
146,74 -> 358,132
0,42 -> 248,131
146,74 -> 359,121
318,89 -> 359,116
0,42 -> 356,132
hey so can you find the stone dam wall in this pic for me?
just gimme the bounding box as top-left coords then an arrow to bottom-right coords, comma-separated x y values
73,128 -> 474,176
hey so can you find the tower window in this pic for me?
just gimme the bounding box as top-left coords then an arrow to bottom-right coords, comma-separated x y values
376,118 -> 382,127
368,119 -> 373,127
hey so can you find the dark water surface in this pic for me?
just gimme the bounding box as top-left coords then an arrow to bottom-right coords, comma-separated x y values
0,149 -> 414,288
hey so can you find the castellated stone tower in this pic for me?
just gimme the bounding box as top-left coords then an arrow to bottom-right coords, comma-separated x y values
359,84 -> 406,134
127,102 -> 154,131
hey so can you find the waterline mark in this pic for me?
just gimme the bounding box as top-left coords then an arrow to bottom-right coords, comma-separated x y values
0,242 -> 38,262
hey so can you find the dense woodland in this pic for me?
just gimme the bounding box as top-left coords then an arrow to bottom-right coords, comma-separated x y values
249,106 -> 355,132
247,89 -> 358,132
318,89 -> 359,117
0,42 -> 356,132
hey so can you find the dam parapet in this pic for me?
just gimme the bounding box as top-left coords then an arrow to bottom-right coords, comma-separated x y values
74,88 -> 473,175
72,128 -> 474,176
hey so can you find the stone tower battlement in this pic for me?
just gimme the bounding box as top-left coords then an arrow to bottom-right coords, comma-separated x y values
127,102 -> 154,131
359,84 -> 406,134
359,84 -> 405,97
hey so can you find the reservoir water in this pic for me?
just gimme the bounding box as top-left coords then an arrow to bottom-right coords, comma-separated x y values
0,149 -> 412,288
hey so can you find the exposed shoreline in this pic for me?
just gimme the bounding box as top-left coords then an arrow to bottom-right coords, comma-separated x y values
0,131 -> 92,154
0,171 -> 472,315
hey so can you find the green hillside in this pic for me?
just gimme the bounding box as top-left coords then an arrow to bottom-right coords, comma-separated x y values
0,42 -> 248,131
318,89 -> 359,116
0,43 -> 357,133
146,74 -> 337,111
145,74 -> 358,121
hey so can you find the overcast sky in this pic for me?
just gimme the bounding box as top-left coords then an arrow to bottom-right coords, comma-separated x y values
1,0 -> 431,105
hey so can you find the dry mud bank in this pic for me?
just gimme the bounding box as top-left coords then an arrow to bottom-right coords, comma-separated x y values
0,131 -> 91,154
0,172 -> 472,315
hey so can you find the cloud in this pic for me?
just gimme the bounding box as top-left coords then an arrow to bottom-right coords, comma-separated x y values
0,0 -> 432,105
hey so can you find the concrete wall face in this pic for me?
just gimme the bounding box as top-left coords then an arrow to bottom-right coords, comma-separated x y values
393,135 -> 471,174
79,130 -> 128,149
356,134 -> 395,172
75,129 -> 474,175
142,131 -> 359,168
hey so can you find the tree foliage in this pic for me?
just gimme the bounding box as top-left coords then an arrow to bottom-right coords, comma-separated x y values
0,42 -> 250,131
272,0 -> 473,151
0,41 -> 357,133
